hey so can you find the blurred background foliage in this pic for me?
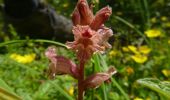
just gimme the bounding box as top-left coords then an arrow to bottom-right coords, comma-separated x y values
0,0 -> 170,100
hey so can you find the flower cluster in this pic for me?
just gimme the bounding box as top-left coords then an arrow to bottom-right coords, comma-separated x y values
10,53 -> 36,64
122,45 -> 151,63
67,0 -> 113,62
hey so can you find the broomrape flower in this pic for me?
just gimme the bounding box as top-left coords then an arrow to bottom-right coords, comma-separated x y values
10,53 -> 36,64
45,47 -> 79,79
45,0 -> 116,100
145,29 -> 161,38
67,0 -> 113,62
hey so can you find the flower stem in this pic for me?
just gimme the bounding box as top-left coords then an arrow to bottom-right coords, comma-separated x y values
78,61 -> 85,100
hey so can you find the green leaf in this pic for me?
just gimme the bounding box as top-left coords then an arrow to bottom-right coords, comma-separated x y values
0,79 -> 22,100
137,78 -> 170,99
50,80 -> 74,100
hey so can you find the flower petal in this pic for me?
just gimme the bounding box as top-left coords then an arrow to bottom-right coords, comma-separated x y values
45,46 -> 79,79
82,67 -> 116,89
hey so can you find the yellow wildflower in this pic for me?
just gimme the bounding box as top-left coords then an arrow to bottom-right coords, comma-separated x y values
168,40 -> 170,44
10,53 -> 36,64
145,29 -> 161,38
134,97 -> 144,100
109,50 -> 118,57
131,54 -> 148,63
138,45 -> 151,54
122,46 -> 129,52
128,45 -> 139,54
162,69 -> 170,77
68,86 -> 74,96
146,97 -> 151,100
161,16 -> 168,21
126,66 -> 134,75
150,17 -> 157,23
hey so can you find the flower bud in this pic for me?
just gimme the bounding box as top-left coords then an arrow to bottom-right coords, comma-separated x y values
45,47 -> 79,79
72,8 -> 80,25
77,0 -> 94,25
90,6 -> 112,30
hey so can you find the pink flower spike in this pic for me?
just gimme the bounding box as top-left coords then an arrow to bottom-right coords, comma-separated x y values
90,6 -> 112,30
82,67 -> 117,90
45,46 -> 79,79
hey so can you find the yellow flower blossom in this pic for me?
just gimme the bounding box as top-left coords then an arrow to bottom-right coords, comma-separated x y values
128,45 -> 139,54
161,16 -> 168,21
150,17 -> 157,23
10,53 -> 36,64
138,45 -> 151,54
109,50 -> 118,57
168,40 -> 170,44
126,66 -> 134,75
162,69 -> 170,77
68,86 -> 74,96
131,54 -> 148,63
134,97 -> 144,100
146,97 -> 151,100
122,47 -> 129,52
145,29 -> 161,38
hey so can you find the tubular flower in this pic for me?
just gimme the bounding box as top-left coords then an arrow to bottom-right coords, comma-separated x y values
45,47 -> 79,79
66,25 -> 104,62
82,67 -> 117,90
72,0 -> 112,30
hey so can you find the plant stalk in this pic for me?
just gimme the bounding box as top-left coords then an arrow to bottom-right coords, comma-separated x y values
78,59 -> 85,100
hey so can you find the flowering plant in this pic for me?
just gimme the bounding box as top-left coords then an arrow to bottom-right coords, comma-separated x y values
45,0 -> 116,99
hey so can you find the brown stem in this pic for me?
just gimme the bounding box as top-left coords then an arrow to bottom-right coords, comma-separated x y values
78,60 -> 85,100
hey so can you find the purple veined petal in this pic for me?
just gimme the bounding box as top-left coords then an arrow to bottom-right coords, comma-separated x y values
47,56 -> 79,79
90,6 -> 112,30
97,27 -> 113,49
82,67 -> 117,89
45,46 -> 79,79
